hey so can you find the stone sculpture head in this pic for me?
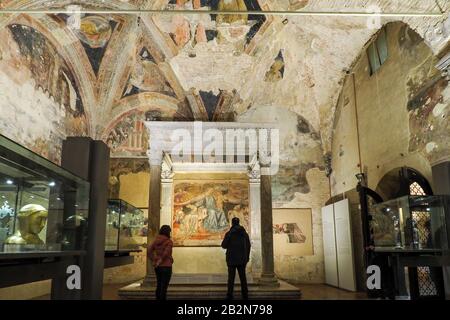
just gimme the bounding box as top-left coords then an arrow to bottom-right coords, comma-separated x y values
5,204 -> 48,245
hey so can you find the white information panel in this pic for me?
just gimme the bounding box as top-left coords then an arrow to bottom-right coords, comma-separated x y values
321,204 -> 338,287
334,199 -> 356,292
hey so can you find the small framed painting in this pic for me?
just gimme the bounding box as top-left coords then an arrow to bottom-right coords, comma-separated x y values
273,208 -> 314,256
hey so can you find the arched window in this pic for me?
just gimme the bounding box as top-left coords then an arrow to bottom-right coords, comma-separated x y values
409,181 -> 426,196
408,172 -> 438,297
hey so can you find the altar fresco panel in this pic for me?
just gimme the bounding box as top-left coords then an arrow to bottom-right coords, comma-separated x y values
172,180 -> 249,246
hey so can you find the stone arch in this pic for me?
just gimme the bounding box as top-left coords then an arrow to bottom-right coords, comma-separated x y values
100,93 -> 191,156
329,20 -> 439,150
329,19 -> 449,164
375,166 -> 433,201
2,14 -> 97,135
101,92 -> 190,128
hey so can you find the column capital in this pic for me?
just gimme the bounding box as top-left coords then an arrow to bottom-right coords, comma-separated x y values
258,151 -> 272,168
161,152 -> 174,182
247,157 -> 261,183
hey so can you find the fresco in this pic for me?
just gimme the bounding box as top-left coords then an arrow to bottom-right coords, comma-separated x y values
52,14 -> 118,75
109,158 -> 150,199
76,15 -> 113,49
105,111 -> 149,158
156,0 -> 266,51
238,106 -> 325,204
0,24 -> 88,163
273,223 -> 306,243
172,180 -> 249,246
273,208 -> 314,256
199,90 -> 220,120
406,54 -> 450,164
122,47 -> 176,98
265,50 -> 285,82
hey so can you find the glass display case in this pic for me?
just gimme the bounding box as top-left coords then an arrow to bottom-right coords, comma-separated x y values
105,199 -> 145,251
371,195 -> 449,250
0,134 -> 90,254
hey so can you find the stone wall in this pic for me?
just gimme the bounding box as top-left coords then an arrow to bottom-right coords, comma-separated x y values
238,107 -> 330,284
330,22 -> 449,197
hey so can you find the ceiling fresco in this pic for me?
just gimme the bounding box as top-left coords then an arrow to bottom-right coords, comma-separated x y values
0,23 -> 89,163
0,0 -> 449,182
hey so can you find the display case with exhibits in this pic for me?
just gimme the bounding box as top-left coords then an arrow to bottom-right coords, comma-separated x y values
0,134 -> 90,254
371,195 -> 449,250
105,199 -> 145,252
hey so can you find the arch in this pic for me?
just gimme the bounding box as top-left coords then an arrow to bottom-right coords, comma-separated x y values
329,20 -> 439,150
101,92 -> 189,130
100,96 -> 190,158
375,167 -> 433,201
3,14 -> 97,135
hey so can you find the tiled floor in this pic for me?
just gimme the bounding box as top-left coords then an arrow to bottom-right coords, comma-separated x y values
297,284 -> 367,300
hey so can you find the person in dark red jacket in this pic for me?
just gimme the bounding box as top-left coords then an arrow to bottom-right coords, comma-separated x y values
148,225 -> 174,300
221,217 -> 251,300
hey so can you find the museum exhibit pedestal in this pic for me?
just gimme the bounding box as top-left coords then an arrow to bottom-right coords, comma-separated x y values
119,274 -> 301,300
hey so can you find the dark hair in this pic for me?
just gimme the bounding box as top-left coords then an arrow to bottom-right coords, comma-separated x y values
159,225 -> 171,238
231,217 -> 240,226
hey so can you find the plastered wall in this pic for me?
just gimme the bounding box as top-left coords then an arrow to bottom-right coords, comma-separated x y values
331,22 -> 449,197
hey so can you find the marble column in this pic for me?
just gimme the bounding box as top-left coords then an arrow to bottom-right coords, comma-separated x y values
248,161 -> 262,278
160,154 -> 174,227
258,164 -> 279,287
141,151 -> 163,287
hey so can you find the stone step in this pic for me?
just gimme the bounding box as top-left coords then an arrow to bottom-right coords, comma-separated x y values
148,273 -> 258,286
119,279 -> 302,300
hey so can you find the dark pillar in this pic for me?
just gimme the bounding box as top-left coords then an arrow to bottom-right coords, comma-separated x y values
142,154 -> 162,287
431,161 -> 450,299
258,164 -> 279,287
60,137 -> 110,300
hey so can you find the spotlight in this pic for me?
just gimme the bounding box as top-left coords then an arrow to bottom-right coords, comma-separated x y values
6,179 -> 13,185
48,181 -> 56,187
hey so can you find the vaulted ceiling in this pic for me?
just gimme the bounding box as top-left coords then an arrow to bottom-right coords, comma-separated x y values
1,0 -> 449,156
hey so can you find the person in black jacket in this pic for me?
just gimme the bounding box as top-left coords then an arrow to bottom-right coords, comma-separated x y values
221,217 -> 251,300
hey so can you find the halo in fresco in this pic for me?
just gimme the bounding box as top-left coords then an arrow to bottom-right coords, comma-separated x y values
75,15 -> 112,48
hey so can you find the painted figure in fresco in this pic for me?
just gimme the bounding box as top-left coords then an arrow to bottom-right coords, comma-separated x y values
264,51 -> 285,82
203,190 -> 229,232
173,182 -> 249,245
217,0 -> 248,25
273,223 -> 306,244
227,205 -> 249,231
180,204 -> 201,236
176,187 -> 230,233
